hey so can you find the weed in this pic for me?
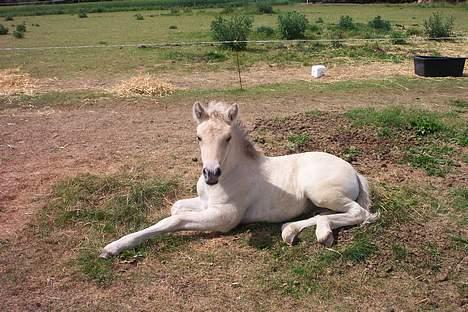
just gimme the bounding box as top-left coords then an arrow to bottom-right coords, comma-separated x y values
405,145 -> 454,176
15,22 -> 26,33
256,25 -> 275,37
391,243 -> 408,260
342,235 -> 377,262
287,133 -> 309,149
390,31 -> 407,44
342,146 -> 361,162
135,13 -> 144,20
78,10 -> 88,18
211,15 -> 253,51
0,24 -> 8,35
169,25 -> 178,29
406,27 -> 423,36
368,15 -> 391,31
277,11 -> 309,40
316,17 -> 324,24
256,2 -> 274,14
423,12 -> 454,39
4,15 -> 13,21
220,6 -> 235,15
12,30 -> 23,38
338,15 -> 354,29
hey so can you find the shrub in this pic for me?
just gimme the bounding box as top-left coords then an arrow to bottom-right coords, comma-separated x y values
277,11 -> 309,40
220,6 -> 235,14
0,24 -> 8,35
256,2 -> 274,14
135,13 -> 144,20
13,30 -> 24,38
169,25 -> 178,29
4,15 -> 13,21
406,27 -> 423,36
211,15 -> 253,51
390,31 -> 407,44
368,16 -> 391,31
316,17 -> 324,24
256,25 -> 275,37
423,12 -> 454,39
338,15 -> 354,29
78,10 -> 88,18
16,23 -> 26,33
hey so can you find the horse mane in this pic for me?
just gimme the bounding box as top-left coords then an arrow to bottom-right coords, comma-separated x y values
206,101 -> 262,159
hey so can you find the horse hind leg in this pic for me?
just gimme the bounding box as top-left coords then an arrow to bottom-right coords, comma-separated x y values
314,200 -> 373,247
281,200 -> 374,247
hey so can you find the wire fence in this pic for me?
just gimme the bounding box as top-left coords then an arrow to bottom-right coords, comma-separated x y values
1,36 -> 467,51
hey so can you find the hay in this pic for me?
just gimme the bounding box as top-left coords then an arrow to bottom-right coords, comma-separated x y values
0,68 -> 38,96
112,74 -> 176,97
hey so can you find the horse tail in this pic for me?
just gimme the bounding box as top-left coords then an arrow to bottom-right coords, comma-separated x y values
356,173 -> 379,224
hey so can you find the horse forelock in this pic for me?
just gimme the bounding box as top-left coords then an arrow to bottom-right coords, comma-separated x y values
202,101 -> 261,159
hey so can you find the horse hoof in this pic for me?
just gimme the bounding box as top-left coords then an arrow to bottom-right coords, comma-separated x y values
316,230 -> 334,247
281,225 -> 298,245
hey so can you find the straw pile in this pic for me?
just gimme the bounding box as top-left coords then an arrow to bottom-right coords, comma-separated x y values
112,74 -> 176,97
0,68 -> 38,96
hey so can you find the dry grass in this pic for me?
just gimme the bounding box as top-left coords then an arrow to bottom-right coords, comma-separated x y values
0,68 -> 38,96
111,74 -> 176,97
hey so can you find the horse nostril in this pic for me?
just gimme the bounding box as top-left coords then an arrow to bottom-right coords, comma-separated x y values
214,168 -> 222,177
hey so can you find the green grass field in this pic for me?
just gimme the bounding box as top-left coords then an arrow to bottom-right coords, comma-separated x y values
0,3 -> 466,79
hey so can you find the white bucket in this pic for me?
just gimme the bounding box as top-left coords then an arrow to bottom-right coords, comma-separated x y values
311,65 -> 326,78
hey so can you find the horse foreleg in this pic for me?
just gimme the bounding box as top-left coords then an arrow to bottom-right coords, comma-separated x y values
100,209 -> 236,258
171,197 -> 207,215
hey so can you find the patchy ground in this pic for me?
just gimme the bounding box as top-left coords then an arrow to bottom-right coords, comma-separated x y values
0,81 -> 467,311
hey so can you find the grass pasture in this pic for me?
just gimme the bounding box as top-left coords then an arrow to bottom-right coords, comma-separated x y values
0,2 -> 467,311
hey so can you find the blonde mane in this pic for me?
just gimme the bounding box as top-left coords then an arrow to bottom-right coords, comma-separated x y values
206,101 -> 261,159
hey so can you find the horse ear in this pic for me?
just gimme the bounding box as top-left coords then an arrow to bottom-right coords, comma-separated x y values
225,103 -> 239,123
193,101 -> 208,123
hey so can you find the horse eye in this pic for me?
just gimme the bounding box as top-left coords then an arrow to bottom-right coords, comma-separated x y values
226,136 -> 231,142
197,136 -> 202,142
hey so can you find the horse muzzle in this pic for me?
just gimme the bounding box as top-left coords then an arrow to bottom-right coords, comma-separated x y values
203,167 -> 222,185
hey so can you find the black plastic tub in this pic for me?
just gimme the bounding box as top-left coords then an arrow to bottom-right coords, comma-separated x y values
414,56 -> 466,77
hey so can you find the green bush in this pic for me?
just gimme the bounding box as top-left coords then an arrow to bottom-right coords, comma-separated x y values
423,12 -> 454,39
13,30 -> 23,38
16,23 -> 26,33
0,24 -> 8,35
278,11 -> 309,40
135,13 -> 144,20
78,9 -> 88,18
406,27 -> 423,36
256,2 -> 274,14
256,25 -> 275,37
390,31 -> 407,44
338,15 -> 354,29
368,16 -> 391,31
220,6 -> 235,14
211,15 -> 253,51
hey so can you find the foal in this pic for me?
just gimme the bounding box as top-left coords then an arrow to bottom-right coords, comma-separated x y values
100,101 -> 378,258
